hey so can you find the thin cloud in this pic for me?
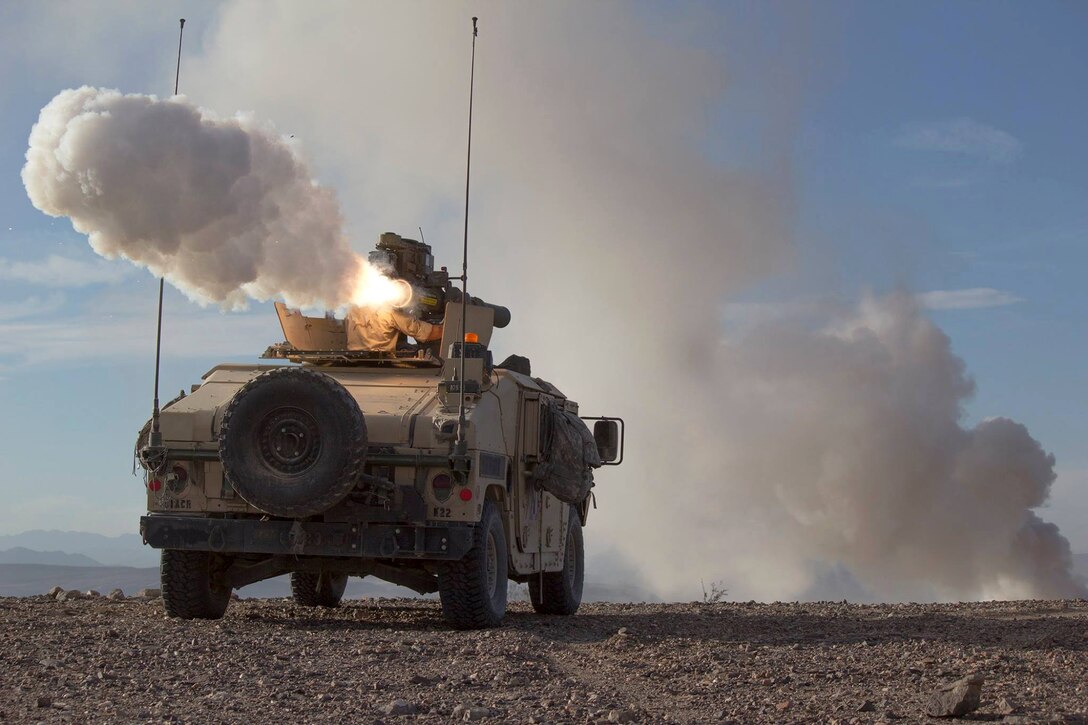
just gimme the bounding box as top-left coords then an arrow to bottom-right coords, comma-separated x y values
0,307 -> 274,368
916,287 -> 1023,310
723,289 -> 1022,328
0,292 -> 65,320
895,118 -> 1022,164
0,254 -> 131,287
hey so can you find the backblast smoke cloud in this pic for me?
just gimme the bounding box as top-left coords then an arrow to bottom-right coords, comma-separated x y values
672,294 -> 1085,600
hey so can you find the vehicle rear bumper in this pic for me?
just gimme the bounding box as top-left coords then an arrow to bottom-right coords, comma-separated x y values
140,515 -> 473,560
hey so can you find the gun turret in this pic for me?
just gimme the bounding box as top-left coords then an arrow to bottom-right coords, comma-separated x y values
372,232 -> 510,328
445,288 -> 510,328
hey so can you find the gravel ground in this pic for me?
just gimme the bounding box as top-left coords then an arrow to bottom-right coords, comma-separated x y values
1,595 -> 1086,723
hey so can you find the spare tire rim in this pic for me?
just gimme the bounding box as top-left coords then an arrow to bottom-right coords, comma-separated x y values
257,406 -> 322,475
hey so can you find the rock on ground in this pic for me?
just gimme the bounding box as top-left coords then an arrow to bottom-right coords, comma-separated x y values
926,672 -> 985,717
1,597 -> 1086,723
383,698 -> 417,716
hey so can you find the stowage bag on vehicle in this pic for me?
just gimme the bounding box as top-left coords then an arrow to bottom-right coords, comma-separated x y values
531,402 -> 602,504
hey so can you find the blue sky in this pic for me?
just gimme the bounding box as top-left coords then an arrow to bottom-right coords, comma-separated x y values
818,4 -> 1087,456
0,1 -> 1085,557
764,2 -> 1088,447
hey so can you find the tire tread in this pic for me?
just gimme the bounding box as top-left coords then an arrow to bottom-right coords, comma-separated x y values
161,549 -> 230,620
290,571 -> 347,607
438,501 -> 507,629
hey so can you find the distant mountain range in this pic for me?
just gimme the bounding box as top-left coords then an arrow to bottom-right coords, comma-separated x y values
0,547 -> 102,567
0,530 -> 156,568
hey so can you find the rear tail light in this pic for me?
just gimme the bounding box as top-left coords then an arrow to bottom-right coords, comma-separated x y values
432,473 -> 453,502
167,465 -> 189,493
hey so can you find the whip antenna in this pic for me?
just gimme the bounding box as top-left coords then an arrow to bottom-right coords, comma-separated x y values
453,16 -> 479,469
148,18 -> 185,453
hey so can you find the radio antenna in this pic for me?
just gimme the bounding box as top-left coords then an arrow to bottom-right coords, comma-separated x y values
148,18 -> 185,453
453,16 -> 478,470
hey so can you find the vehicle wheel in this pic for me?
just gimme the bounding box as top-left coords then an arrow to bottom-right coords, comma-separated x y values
161,549 -> 230,620
438,500 -> 508,629
529,509 -> 584,615
219,367 -> 367,518
290,571 -> 348,607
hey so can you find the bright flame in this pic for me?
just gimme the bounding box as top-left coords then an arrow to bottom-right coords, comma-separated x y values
347,255 -> 413,309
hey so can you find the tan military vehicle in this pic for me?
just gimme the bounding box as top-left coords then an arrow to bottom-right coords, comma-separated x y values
137,233 -> 623,629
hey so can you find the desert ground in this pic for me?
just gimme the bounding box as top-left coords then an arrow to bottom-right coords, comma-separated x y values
1,595 -> 1085,724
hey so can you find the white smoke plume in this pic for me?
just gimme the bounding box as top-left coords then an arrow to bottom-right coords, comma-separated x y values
22,86 -> 372,309
670,293 -> 1085,600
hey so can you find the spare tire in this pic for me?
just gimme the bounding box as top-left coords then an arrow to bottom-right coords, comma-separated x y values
219,367 -> 367,517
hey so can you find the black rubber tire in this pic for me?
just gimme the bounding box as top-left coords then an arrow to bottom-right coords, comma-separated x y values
161,549 -> 231,620
219,367 -> 367,518
438,500 -> 508,629
529,509 -> 584,615
290,571 -> 348,607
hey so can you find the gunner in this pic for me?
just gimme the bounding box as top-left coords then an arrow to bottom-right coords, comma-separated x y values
345,304 -> 443,352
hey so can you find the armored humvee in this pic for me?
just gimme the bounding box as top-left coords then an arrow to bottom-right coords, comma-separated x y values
137,233 -> 622,629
